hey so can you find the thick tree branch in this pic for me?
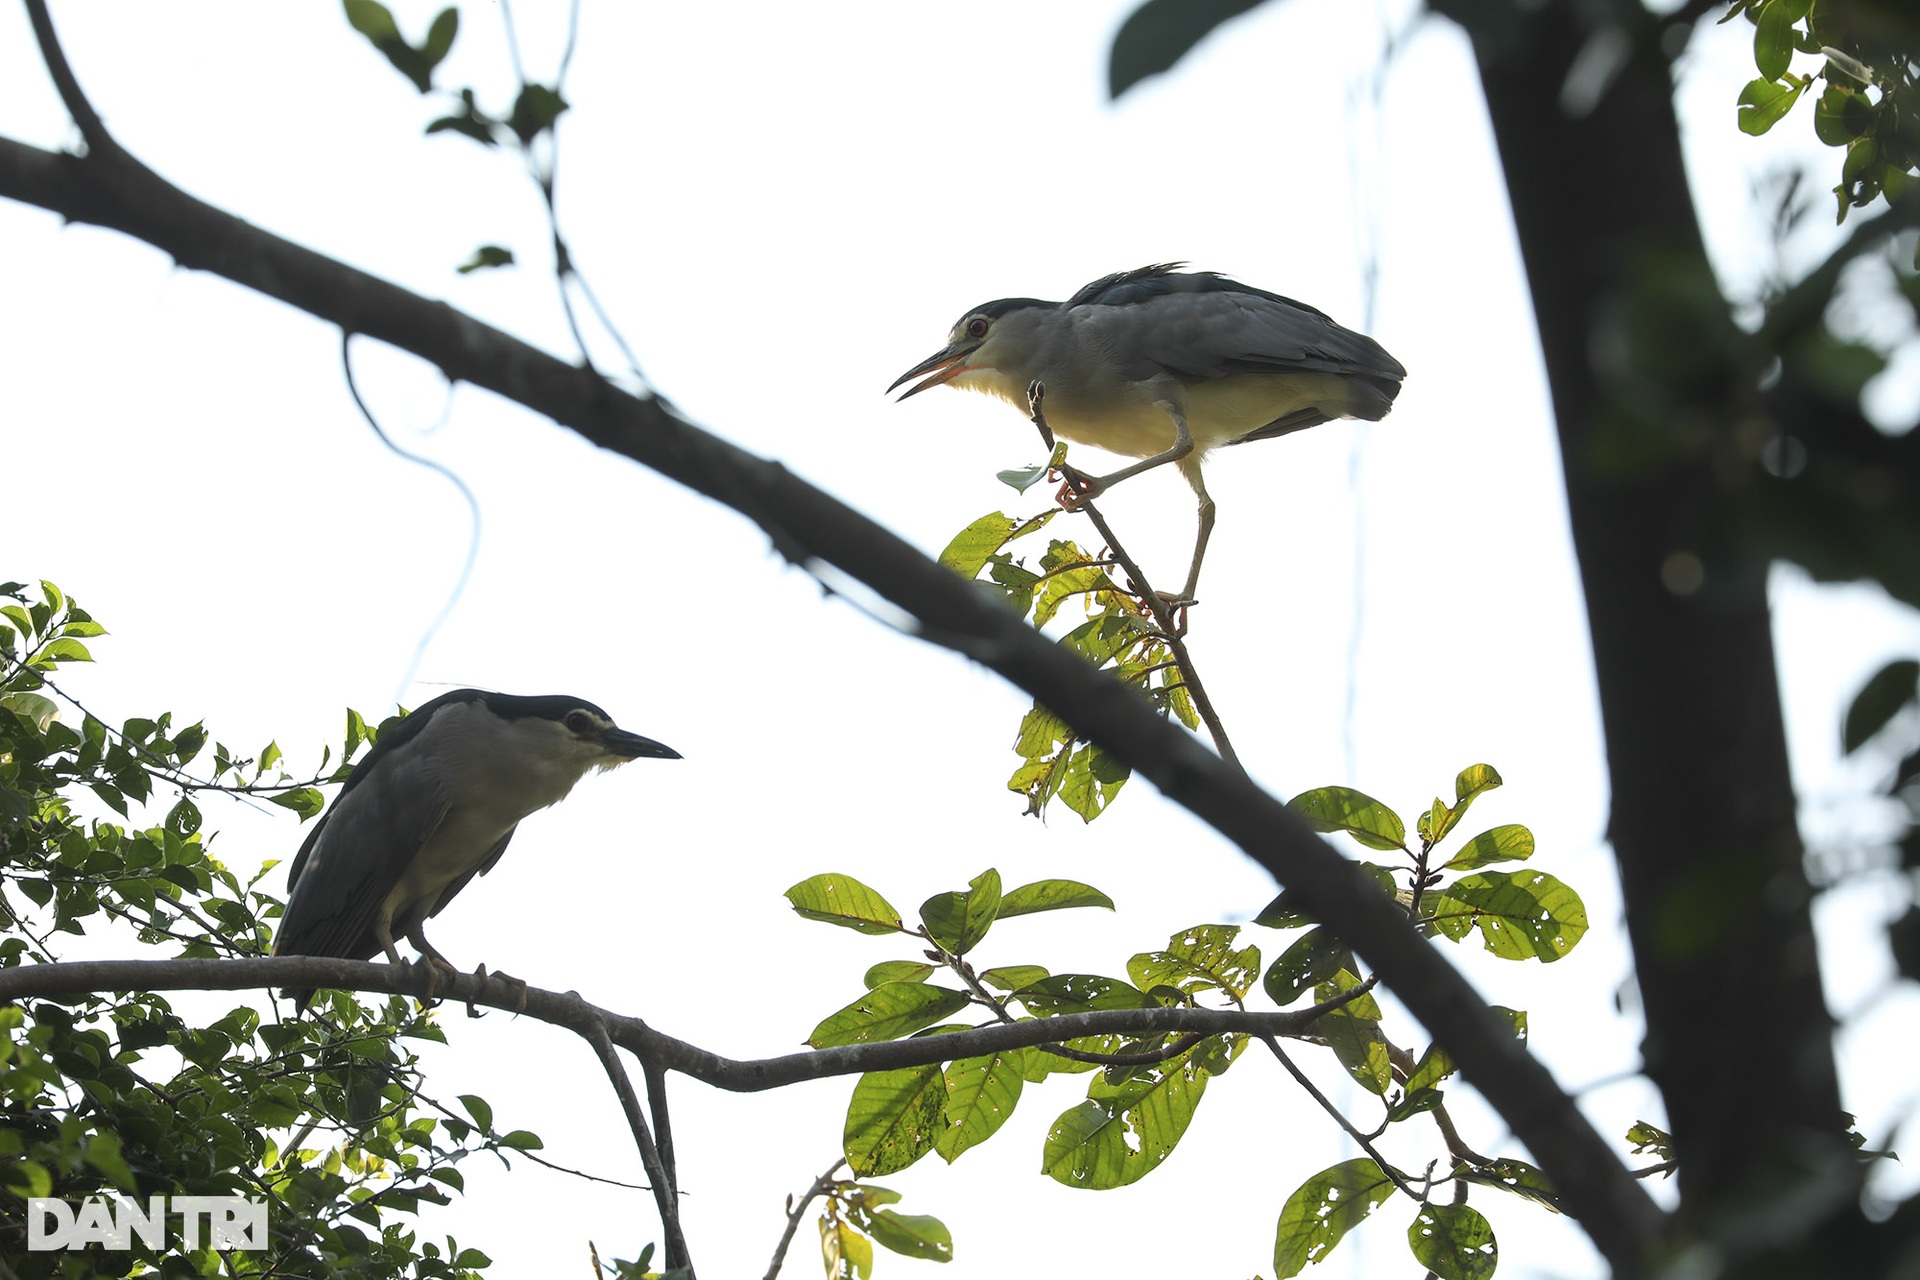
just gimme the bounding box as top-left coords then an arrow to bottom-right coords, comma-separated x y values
0,109 -> 1662,1266
0,956 -> 1380,1091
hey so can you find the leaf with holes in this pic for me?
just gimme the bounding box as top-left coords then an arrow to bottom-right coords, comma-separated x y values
1273,1158 -> 1398,1278
844,1063 -> 948,1176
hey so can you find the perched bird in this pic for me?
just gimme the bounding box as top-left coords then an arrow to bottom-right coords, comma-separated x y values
273,689 -> 679,1007
889,263 -> 1406,603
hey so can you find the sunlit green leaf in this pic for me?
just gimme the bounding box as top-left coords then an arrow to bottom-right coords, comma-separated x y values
845,1063 -> 947,1177
1408,1203 -> 1498,1280
1129,923 -> 1259,999
786,873 -> 904,935
863,1209 -> 953,1262
1273,1158 -> 1398,1278
936,1047 -> 1025,1163
998,879 -> 1114,918
921,868 -> 1002,954
1287,786 -> 1407,852
1263,927 -> 1354,1006
1041,1056 -> 1206,1188
808,983 -> 972,1049
1442,824 -> 1535,871
863,961 -> 934,989
1427,871 -> 1588,961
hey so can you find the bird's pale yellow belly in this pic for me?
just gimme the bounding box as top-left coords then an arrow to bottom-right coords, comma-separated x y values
955,367 -> 1351,460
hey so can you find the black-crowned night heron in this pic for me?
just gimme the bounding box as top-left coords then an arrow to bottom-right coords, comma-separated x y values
889,263 -> 1406,604
273,689 -> 679,1007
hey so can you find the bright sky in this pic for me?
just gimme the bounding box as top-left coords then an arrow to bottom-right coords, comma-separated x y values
4,2 -> 1918,1277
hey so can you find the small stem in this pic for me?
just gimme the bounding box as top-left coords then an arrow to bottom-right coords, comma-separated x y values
764,1158 -> 846,1280
583,1017 -> 692,1276
1259,1034 -> 1421,1201
1023,382 -> 1243,771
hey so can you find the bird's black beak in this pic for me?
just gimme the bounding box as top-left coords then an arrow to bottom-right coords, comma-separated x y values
602,728 -> 680,761
888,345 -> 971,400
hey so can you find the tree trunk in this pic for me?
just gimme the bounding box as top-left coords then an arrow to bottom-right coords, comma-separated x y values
1446,0 -> 1853,1253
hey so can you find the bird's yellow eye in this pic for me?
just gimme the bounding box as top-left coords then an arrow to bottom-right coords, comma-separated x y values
966,316 -> 990,339
565,710 -> 596,734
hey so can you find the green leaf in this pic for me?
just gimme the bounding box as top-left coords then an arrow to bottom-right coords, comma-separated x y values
1041,1056 -> 1207,1188
864,961 -> 934,989
1442,824 -> 1535,871
997,463 -> 1052,493
1843,659 -> 1919,753
1627,1121 -> 1675,1160
267,786 -> 325,818
1109,0 -> 1266,97
1738,75 -> 1806,136
978,964 -> 1049,991
936,1047 -> 1025,1163
457,244 -> 516,274
39,637 -> 93,664
820,1214 -> 872,1280
998,879 -> 1114,917
1386,1086 -> 1444,1123
1427,870 -> 1588,961
1014,974 -> 1155,1017
1454,763 -> 1502,804
808,983 -> 972,1049
939,511 -> 1030,577
0,692 -> 59,732
422,6 -> 459,67
863,1209 -> 953,1262
1318,973 -> 1392,1095
1457,1158 -> 1561,1211
1262,928 -> 1355,1006
1753,0 -> 1798,81
1406,1041 -> 1456,1092
920,869 -> 1001,955
509,83 -> 570,144
1814,83 -> 1875,145
1059,743 -> 1129,822
84,1130 -> 136,1191
1408,1203 -> 1498,1280
1288,786 -> 1407,852
1129,923 -> 1259,999
498,1129 -> 542,1150
459,1094 -> 493,1132
786,873 -> 904,935
1272,1158 -> 1398,1278
844,1063 -> 947,1176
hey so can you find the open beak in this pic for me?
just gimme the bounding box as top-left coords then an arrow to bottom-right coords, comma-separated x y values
887,345 -> 972,400
600,728 -> 681,762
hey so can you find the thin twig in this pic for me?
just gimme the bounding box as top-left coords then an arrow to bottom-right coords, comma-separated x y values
1259,1034 -> 1420,1201
1025,383 -> 1242,770
24,1 -> 113,156
583,1016 -> 692,1275
763,1158 -> 847,1280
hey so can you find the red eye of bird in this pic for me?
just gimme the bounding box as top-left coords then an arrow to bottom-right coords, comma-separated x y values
565,711 -> 594,734
967,317 -> 990,339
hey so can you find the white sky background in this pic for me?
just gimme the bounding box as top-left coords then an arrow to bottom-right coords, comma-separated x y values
3,1 -> 1919,1277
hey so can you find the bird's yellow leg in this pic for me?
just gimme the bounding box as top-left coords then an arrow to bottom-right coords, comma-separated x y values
1058,402 -> 1194,510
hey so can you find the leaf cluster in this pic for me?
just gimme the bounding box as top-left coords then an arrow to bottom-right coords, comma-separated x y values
0,581 -> 543,1278
1727,0 -> 1920,244
785,769 -> 1591,1279
937,511 -> 1199,822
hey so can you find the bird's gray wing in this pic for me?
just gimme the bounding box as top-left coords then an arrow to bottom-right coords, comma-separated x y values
273,754 -> 452,963
1079,278 -> 1406,386
425,828 -> 516,921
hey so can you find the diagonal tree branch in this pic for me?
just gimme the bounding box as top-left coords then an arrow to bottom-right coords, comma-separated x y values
0,24 -> 1663,1259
